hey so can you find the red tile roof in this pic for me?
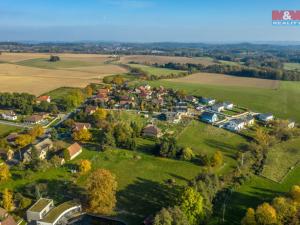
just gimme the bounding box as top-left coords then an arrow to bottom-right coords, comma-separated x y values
67,143 -> 82,158
0,208 -> 17,225
37,96 -> 50,102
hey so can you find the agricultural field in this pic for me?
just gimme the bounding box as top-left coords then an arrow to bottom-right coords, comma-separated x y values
177,121 -> 248,174
144,80 -> 300,122
284,62 -> 300,71
0,55 -> 127,95
166,72 -> 280,89
128,63 -> 186,78
119,55 -> 216,66
261,137 -> 300,182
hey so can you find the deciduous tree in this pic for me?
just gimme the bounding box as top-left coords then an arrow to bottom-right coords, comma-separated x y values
255,203 -> 277,225
241,208 -> 257,225
72,129 -> 92,142
0,163 -> 11,182
87,169 -> 117,215
2,188 -> 13,211
78,159 -> 92,174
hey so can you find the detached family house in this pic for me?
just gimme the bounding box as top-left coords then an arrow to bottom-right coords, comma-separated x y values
24,115 -> 44,124
201,97 -> 216,106
66,142 -> 82,160
85,106 -> 98,115
1,111 -> 17,121
22,138 -> 53,163
257,113 -> 274,123
201,112 -> 218,123
73,122 -> 91,131
27,198 -> 81,225
36,96 -> 51,104
211,103 -> 225,112
225,119 -> 245,132
142,124 -> 162,138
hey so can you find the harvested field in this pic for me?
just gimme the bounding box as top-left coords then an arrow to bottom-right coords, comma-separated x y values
167,72 -> 280,89
0,52 -> 113,63
119,55 -> 216,66
66,65 -> 127,74
0,63 -> 127,95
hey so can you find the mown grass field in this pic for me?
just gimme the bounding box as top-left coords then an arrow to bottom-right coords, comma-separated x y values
143,80 -> 300,122
177,121 -> 248,174
284,62 -> 300,71
261,137 -> 300,182
166,73 -> 279,89
128,63 -> 186,78
0,124 -> 19,137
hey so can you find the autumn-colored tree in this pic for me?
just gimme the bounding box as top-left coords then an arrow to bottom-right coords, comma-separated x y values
211,151 -> 223,167
2,188 -> 13,211
290,185 -> 300,202
179,187 -> 204,225
86,85 -> 93,96
28,125 -> 45,139
78,159 -> 92,174
112,76 -> 124,86
15,134 -> 32,148
255,203 -> 277,225
87,169 -> 117,215
154,206 -> 189,225
272,197 -> 297,225
255,128 -> 272,148
241,208 -> 257,225
72,129 -> 92,142
180,147 -> 194,161
93,108 -> 108,121
0,163 -> 11,182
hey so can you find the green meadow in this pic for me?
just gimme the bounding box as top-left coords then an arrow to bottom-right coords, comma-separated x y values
144,80 -> 300,122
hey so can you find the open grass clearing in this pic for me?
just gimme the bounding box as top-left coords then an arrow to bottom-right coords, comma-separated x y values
0,124 -> 20,137
166,72 -> 280,89
119,55 -> 216,66
177,120 -> 248,174
261,137 -> 300,182
128,63 -> 186,78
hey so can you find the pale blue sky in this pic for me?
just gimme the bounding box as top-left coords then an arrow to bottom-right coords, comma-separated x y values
0,0 -> 300,42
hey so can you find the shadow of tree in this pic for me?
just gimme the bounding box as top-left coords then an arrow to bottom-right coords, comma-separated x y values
204,139 -> 238,159
116,177 -> 182,225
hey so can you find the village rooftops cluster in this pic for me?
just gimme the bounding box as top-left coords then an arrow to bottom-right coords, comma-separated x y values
0,208 -> 17,225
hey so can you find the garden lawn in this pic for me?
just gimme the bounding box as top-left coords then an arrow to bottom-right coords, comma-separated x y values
75,148 -> 200,224
17,58 -> 101,69
261,136 -> 300,182
0,124 -> 20,137
143,80 -> 300,122
128,64 -> 186,78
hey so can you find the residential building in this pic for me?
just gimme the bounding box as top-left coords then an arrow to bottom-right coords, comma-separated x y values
201,97 -> 216,106
200,112 -> 218,123
24,115 -> 44,124
37,96 -> 51,104
66,143 -> 82,160
22,138 -> 53,162
1,111 -> 17,121
85,106 -> 98,115
0,207 -> 17,225
211,103 -> 225,112
225,119 -> 245,132
223,102 -> 234,110
142,124 -> 162,138
27,199 -> 81,225
27,198 -> 54,222
73,122 -> 91,131
243,115 -> 255,126
257,113 -> 274,122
